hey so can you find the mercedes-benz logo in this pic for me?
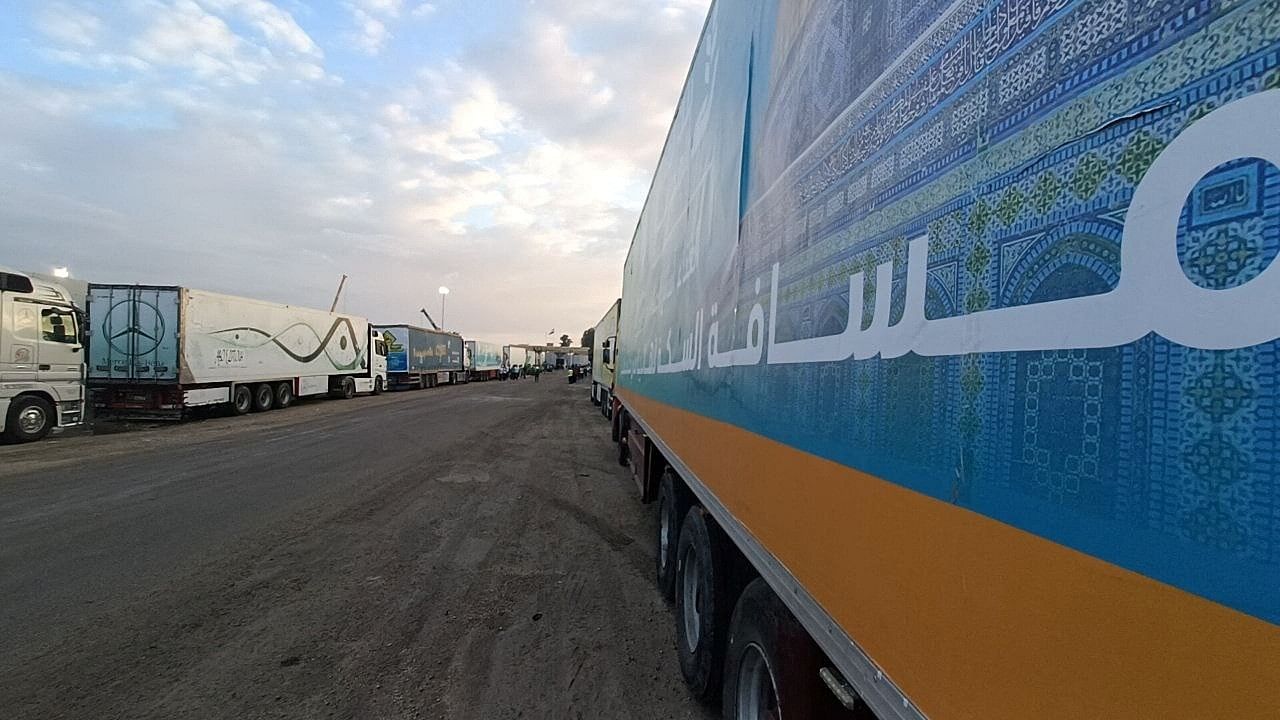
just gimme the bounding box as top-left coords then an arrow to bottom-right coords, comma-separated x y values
103,298 -> 166,356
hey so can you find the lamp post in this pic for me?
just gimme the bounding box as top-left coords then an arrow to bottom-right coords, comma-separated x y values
438,286 -> 450,330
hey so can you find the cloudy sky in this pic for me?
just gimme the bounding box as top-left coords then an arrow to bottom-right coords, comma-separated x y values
0,0 -> 709,344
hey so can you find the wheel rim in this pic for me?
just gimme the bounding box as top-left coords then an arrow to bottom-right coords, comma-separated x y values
18,405 -> 47,434
257,388 -> 271,406
736,643 -> 780,720
236,390 -> 250,411
681,548 -> 702,652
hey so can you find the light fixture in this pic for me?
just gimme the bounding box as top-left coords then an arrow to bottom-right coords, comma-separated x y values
52,266 -> 70,278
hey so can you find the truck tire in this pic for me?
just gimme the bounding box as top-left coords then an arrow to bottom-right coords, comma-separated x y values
722,578 -> 856,720
656,470 -> 685,601
341,376 -> 356,399
676,506 -> 734,702
373,377 -> 384,395
4,395 -> 55,443
274,382 -> 294,410
251,383 -> 275,412
231,385 -> 253,415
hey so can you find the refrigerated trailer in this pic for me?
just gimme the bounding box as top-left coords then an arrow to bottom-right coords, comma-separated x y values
610,1 -> 1280,719
373,324 -> 464,389
466,340 -> 502,381
87,285 -> 387,418
502,345 -> 528,379
591,300 -> 620,417
0,268 -> 85,442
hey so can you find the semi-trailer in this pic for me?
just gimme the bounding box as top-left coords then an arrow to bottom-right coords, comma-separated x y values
466,339 -> 502,381
373,324 -> 464,389
88,285 -> 387,418
609,1 -> 1280,719
0,268 -> 85,442
590,300 -> 620,418
503,345 -> 528,379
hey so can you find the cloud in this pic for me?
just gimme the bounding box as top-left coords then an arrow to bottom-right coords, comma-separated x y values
201,0 -> 322,57
37,4 -> 104,48
347,0 -> 404,55
1,0 -> 712,343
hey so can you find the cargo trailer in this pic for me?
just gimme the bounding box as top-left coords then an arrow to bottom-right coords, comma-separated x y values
590,299 -> 620,417
609,2 -> 1280,719
373,324 -> 464,389
466,339 -> 502,381
87,285 -> 387,418
502,345 -> 528,379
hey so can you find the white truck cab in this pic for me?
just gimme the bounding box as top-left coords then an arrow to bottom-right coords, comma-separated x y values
0,269 -> 85,442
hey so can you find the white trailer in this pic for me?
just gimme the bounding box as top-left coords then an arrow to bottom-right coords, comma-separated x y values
87,285 -> 387,418
0,268 -> 85,442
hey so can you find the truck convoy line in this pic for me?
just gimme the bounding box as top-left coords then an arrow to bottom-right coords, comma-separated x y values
0,272 -> 518,443
595,1 -> 1280,719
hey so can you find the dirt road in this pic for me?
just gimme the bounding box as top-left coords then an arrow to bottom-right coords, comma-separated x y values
0,379 -> 712,720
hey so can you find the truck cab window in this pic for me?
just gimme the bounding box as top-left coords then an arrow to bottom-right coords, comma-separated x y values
41,309 -> 78,344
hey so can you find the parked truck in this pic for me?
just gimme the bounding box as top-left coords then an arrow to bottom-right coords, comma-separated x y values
590,300 -> 620,418
373,324 -> 464,389
88,285 -> 386,418
0,268 -> 85,442
502,345 -> 528,379
610,1 -> 1280,718
465,339 -> 502,381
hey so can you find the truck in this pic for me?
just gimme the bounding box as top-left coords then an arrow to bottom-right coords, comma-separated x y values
466,339 -> 502,381
0,268 -> 85,442
590,301 -> 620,417
609,2 -> 1280,719
502,345 -> 528,379
372,324 -> 464,389
87,285 -> 387,418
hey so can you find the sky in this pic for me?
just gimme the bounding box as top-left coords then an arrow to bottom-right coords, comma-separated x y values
0,0 -> 710,344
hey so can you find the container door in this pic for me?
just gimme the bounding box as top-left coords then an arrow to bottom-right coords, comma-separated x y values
88,286 -> 181,382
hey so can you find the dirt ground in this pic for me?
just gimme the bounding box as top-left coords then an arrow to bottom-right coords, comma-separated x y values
0,379 -> 714,720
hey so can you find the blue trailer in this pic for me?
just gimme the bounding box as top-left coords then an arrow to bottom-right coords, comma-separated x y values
609,1 -> 1280,718
372,324 -> 464,389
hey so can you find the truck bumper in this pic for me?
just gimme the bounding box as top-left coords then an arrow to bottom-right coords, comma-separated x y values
91,386 -> 186,420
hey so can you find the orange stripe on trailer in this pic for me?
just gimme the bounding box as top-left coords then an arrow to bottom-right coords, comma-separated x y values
618,389 -> 1280,720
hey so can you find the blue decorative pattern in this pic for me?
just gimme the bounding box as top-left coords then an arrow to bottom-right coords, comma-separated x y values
619,0 -> 1280,625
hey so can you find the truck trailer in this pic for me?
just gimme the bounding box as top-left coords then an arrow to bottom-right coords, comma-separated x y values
502,345 -> 528,379
88,285 -> 387,418
610,1 -> 1280,719
465,339 -> 502,381
0,268 -> 85,442
373,324 -> 464,389
591,300 -> 620,418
